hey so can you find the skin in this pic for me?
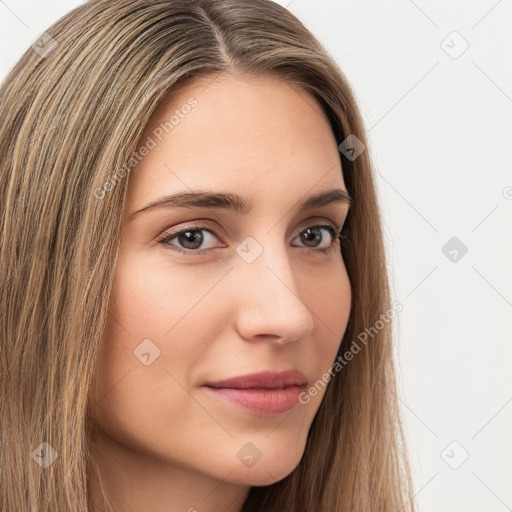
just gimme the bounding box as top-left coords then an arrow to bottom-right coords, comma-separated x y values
87,72 -> 352,512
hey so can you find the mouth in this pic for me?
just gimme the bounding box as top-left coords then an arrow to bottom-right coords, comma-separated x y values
201,370 -> 307,416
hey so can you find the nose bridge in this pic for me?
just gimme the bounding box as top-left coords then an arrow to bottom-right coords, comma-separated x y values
231,230 -> 315,342
236,230 -> 296,289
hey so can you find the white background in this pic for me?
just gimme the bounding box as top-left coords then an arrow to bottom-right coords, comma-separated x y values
1,1 -> 511,510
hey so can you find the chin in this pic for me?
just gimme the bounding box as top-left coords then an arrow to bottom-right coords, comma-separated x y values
225,449 -> 304,487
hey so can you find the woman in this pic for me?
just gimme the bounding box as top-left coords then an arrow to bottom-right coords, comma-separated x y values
0,0 -> 415,510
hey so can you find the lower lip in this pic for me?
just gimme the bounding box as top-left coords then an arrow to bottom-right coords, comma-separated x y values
202,385 -> 303,416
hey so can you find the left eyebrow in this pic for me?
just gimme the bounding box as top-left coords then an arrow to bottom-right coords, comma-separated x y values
129,188 -> 352,220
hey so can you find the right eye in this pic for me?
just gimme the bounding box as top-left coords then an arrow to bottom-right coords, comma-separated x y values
156,224 -> 224,254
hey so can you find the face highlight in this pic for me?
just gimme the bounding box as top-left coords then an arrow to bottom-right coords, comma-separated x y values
87,73 -> 352,511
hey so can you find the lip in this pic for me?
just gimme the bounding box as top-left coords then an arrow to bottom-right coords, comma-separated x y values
202,370 -> 307,416
203,370 -> 307,389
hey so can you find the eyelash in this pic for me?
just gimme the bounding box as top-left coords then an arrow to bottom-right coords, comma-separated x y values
156,222 -> 348,256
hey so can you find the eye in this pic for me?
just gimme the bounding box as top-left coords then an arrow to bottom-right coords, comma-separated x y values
291,224 -> 340,253
157,224 -> 222,253
157,222 -> 346,255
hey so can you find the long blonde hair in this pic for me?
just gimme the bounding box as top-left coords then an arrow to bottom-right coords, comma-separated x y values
0,0 -> 415,510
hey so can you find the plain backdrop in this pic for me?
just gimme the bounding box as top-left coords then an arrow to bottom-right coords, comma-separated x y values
1,1 -> 511,511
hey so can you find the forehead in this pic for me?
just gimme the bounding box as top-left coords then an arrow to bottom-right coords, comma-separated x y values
126,73 -> 346,211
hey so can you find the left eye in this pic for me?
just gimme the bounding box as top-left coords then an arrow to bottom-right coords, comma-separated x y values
157,224 -> 340,254
291,225 -> 338,250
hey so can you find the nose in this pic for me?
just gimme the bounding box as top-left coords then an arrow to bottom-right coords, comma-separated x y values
232,238 -> 315,346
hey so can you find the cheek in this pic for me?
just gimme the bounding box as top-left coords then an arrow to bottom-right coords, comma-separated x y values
298,262 -> 351,399
87,255 -> 225,452
89,251 -> 232,401
308,260 -> 351,347
109,250 -> 230,340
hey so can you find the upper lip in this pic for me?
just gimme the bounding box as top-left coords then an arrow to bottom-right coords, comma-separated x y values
203,370 -> 307,389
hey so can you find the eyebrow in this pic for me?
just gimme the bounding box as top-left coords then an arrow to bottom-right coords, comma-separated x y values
129,188 -> 352,220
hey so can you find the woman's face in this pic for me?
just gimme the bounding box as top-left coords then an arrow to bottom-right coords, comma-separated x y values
88,72 -> 351,494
